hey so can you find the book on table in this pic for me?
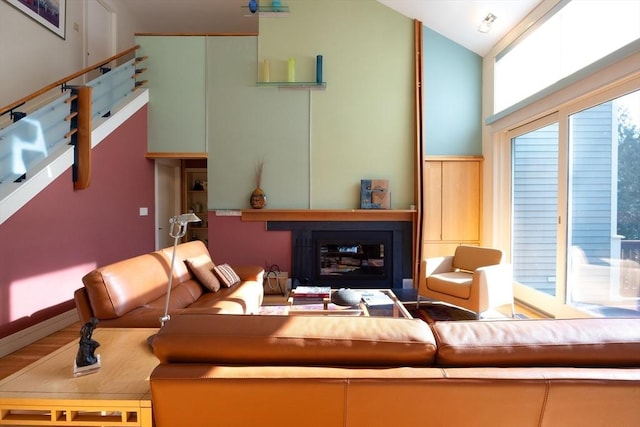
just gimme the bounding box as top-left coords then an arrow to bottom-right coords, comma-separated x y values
360,290 -> 394,306
294,286 -> 331,299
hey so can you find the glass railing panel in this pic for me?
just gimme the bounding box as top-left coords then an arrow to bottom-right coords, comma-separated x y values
0,93 -> 72,185
87,59 -> 135,120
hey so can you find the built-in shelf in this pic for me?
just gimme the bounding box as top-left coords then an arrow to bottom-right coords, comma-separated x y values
256,81 -> 326,90
241,209 -> 416,222
243,4 -> 290,16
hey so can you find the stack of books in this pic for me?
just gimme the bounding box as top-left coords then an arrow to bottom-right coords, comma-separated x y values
293,286 -> 331,304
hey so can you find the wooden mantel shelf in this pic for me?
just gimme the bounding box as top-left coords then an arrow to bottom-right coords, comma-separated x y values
241,209 -> 416,222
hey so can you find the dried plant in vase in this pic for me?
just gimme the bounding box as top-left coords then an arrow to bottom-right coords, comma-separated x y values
250,158 -> 267,209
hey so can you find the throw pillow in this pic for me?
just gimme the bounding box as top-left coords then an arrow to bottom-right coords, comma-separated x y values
213,263 -> 241,288
185,255 -> 221,292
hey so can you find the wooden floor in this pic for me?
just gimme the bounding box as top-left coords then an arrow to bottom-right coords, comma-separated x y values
0,301 -> 544,382
0,322 -> 80,381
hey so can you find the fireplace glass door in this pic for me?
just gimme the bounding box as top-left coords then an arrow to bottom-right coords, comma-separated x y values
314,231 -> 391,286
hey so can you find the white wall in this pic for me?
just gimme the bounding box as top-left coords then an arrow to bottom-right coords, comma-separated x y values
0,0 -> 146,109
109,1 -> 140,53
0,0 -> 85,107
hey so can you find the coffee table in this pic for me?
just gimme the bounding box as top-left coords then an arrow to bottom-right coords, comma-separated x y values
0,328 -> 158,427
287,288 -> 414,318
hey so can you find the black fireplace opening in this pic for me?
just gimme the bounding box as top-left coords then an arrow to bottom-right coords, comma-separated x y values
267,221 -> 412,289
315,230 -> 391,287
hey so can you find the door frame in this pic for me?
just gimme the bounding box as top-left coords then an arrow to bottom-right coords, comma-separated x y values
154,159 -> 181,249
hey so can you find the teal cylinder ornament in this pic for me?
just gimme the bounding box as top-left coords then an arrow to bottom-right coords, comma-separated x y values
316,55 -> 323,84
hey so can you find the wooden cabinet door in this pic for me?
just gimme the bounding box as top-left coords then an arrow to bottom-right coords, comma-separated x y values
422,158 -> 482,260
441,161 -> 480,241
423,161 -> 442,240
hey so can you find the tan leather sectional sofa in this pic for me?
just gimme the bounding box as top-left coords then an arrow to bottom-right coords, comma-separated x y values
74,240 -> 264,327
150,313 -> 640,427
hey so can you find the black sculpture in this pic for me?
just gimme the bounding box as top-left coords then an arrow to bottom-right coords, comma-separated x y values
76,317 -> 100,367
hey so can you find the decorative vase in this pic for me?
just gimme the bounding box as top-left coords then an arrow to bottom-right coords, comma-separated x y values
250,187 -> 267,209
248,0 -> 258,13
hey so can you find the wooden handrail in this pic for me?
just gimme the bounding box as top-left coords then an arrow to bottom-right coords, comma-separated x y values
0,45 -> 140,117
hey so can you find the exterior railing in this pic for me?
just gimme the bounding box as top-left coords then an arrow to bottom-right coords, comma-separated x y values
620,240 -> 640,299
621,240 -> 640,263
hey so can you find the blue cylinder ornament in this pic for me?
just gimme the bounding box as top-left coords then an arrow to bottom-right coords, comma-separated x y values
316,55 -> 323,84
272,0 -> 281,12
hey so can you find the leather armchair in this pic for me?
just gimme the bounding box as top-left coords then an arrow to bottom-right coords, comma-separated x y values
419,245 -> 514,319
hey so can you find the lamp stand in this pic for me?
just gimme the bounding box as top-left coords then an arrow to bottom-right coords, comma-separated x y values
159,213 -> 201,327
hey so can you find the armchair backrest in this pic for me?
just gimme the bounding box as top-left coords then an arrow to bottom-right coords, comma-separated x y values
453,246 -> 503,272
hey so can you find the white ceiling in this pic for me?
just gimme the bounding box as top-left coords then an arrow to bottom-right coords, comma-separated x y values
378,0 -> 542,56
113,0 -> 542,57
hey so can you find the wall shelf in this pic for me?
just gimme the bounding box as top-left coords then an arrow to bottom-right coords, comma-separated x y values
241,209 -> 415,222
256,81 -> 326,90
243,4 -> 289,16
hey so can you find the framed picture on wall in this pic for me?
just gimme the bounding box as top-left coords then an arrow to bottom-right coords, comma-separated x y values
5,0 -> 66,39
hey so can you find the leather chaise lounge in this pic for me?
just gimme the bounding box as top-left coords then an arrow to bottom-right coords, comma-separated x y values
149,313 -> 640,427
74,240 -> 264,327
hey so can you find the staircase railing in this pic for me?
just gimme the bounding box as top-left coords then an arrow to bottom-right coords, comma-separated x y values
0,46 -> 147,194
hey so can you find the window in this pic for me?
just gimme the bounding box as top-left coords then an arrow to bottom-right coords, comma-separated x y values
567,91 -> 640,315
511,122 -> 559,296
508,90 -> 640,317
495,0 -> 640,113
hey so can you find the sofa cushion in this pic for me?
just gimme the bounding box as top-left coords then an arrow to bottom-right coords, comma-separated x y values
80,241 -> 211,320
185,255 -> 221,292
152,313 -> 437,366
82,251 -> 171,319
453,246 -> 502,272
213,264 -> 241,288
160,241 -> 213,285
432,318 -> 640,367
188,280 -> 264,314
426,272 -> 472,298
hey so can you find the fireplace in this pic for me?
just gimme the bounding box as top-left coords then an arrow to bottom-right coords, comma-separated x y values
267,221 -> 412,289
316,230 -> 391,287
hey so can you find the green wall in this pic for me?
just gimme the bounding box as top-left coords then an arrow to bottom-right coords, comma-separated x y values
138,37 -> 207,153
207,36 -> 311,208
423,27 -> 482,155
140,1 -> 415,210
254,0 -> 414,209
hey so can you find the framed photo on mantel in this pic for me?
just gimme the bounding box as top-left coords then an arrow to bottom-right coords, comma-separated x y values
5,0 -> 66,39
360,179 -> 390,209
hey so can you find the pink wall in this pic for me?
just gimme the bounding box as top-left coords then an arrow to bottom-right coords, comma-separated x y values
208,214 -> 291,273
0,106 -> 155,338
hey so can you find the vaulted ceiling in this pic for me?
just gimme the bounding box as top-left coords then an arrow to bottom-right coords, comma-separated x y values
377,0 -> 541,56
113,0 -> 542,57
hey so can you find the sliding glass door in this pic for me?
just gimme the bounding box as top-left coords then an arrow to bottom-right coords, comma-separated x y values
509,90 -> 639,316
567,91 -> 640,315
511,122 -> 559,297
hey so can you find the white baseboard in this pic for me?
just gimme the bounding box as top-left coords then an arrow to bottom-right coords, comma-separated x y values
0,309 -> 79,358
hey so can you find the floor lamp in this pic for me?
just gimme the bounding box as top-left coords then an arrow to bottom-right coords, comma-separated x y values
160,212 -> 201,326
